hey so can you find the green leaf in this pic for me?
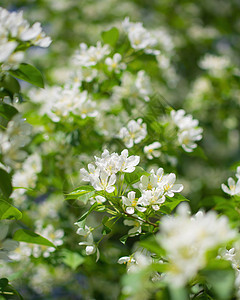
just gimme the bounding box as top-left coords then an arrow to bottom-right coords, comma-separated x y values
0,75 -> 20,95
188,146 -> 207,160
0,168 -> 12,199
169,286 -> 189,300
120,234 -> 129,244
65,185 -> 95,203
139,235 -> 165,256
10,63 -> 44,88
160,194 -> 189,214
124,167 -> 149,185
62,250 -> 85,270
0,278 -> 8,289
0,200 -> 22,220
13,229 -> 55,247
121,269 -> 151,296
0,103 -> 18,121
101,27 -> 119,47
0,278 -> 23,300
77,202 -> 100,222
201,260 -> 235,300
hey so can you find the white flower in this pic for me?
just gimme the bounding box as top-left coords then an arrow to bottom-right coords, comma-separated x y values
0,7 -> 51,51
119,119 -> 147,148
94,150 -> 120,176
160,173 -> 184,197
8,243 -> 32,261
105,53 -> 126,73
171,109 -> 203,153
12,153 -> 42,203
139,173 -> 158,191
122,17 -> 160,55
92,170 -> 116,193
6,114 -> 32,147
159,203 -> 237,286
122,191 -> 147,214
90,195 -> 106,205
221,242 -> 240,298
32,222 -> 64,258
144,142 -> 162,159
236,167 -> 240,180
118,256 -> 136,272
0,41 -> 18,62
139,188 -> 165,211
118,251 -> 152,273
75,224 -> 96,255
117,149 -> 140,173
80,163 -> 100,182
199,54 -> 230,76
178,128 -> 203,152
0,114 -> 32,168
124,218 -> 143,236
73,41 -> 110,67
221,177 -> 240,196
171,109 -> 199,131
139,169 -> 183,210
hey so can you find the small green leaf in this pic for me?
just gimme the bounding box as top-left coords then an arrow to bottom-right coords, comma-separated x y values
62,250 -> 85,270
65,186 -> 95,203
124,167 -> 149,185
10,63 -> 44,88
0,168 -> 12,199
101,27 -> 119,47
13,229 -> 55,247
0,200 -> 22,220
0,103 -> 18,121
120,234 -> 129,244
160,194 -> 189,214
0,278 -> 8,288
77,202 -> 100,222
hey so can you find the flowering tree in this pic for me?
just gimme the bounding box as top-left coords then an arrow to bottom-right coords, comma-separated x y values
0,2 -> 240,299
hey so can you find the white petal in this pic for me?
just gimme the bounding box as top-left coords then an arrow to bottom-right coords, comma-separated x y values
126,207 -> 135,214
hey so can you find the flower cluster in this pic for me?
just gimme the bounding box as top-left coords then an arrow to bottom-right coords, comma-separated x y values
119,119 -> 147,148
75,223 -> 97,256
80,149 -> 140,193
29,85 -> 98,122
221,167 -> 240,196
171,109 -> 203,152
73,41 -> 110,67
32,221 -> 64,258
199,54 -> 231,77
159,203 -> 236,286
122,17 -> 160,55
144,142 -> 162,160
123,168 -> 183,213
0,7 -> 51,70
105,53 -> 126,73
0,114 -> 32,168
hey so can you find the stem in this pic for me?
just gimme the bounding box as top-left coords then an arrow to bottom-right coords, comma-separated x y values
123,212 -> 158,228
105,191 -> 121,214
